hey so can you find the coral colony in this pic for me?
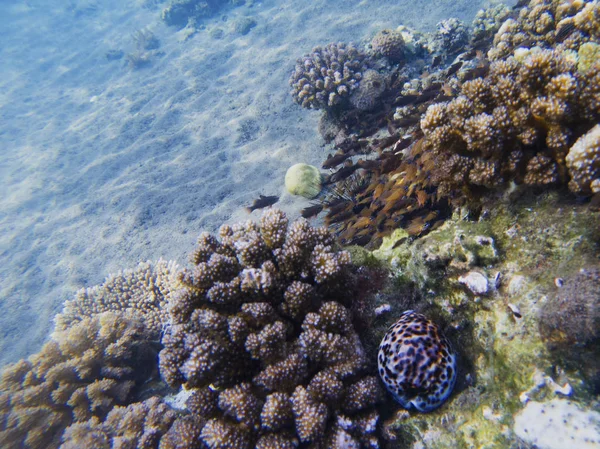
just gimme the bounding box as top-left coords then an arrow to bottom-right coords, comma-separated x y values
290,0 -> 600,248
1,0 -> 599,448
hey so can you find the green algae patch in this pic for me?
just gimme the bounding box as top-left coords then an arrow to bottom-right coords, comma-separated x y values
358,191 -> 599,447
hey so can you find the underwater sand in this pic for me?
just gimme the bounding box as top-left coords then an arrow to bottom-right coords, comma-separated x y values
0,0 -> 497,366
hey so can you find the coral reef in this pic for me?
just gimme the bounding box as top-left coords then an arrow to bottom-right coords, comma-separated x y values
60,397 -> 178,449
378,311 -> 457,412
158,209 -> 385,447
0,313 -> 157,449
296,0 -> 600,248
420,45 -> 598,197
289,42 -> 369,110
471,4 -> 511,43
489,0 -> 600,61
54,259 -> 180,339
368,191 -> 600,447
370,29 -> 406,63
428,18 -> 469,57
566,124 -> 600,195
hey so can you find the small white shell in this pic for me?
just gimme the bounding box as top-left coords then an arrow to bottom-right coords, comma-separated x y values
507,303 -> 522,318
554,277 -> 564,288
494,272 -> 502,289
459,271 -> 488,295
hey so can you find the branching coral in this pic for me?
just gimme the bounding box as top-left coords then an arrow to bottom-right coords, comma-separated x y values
566,124 -> 600,195
489,0 -> 600,60
420,44 -> 598,196
289,42 -> 369,110
0,313 -> 157,449
60,397 -> 178,449
55,259 -> 180,339
158,209 -> 384,447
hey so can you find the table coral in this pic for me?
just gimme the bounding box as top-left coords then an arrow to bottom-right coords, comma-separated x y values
158,209 -> 385,447
289,42 -> 368,110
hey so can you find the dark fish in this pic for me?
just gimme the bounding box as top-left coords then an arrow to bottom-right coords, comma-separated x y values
245,195 -> 279,212
394,94 -> 419,106
356,159 -> 381,170
322,152 -> 351,169
393,137 -> 413,153
555,22 -> 576,43
391,236 -> 408,248
414,90 -> 440,105
446,61 -> 463,76
394,116 -> 421,127
461,65 -> 488,82
301,204 -> 324,219
423,82 -> 442,93
326,165 -> 359,184
431,55 -> 443,68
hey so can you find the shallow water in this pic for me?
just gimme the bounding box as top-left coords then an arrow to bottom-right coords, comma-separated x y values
0,0 -> 493,368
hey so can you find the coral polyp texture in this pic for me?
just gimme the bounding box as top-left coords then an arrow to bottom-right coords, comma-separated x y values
566,124 -> 600,195
159,209 -> 385,447
0,312 -> 157,449
289,42 -> 368,110
489,0 -> 600,61
378,310 -> 457,413
54,259 -> 180,338
60,397 -> 179,449
420,45 -> 599,197
370,29 -> 406,63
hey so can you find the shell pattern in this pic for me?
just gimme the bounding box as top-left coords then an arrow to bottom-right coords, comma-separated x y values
378,310 -> 457,412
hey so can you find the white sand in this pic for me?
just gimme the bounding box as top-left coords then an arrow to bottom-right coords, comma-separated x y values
0,0 -> 497,366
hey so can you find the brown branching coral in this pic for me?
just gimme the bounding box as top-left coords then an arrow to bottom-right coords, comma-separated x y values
60,396 -> 178,449
566,124 -> 600,195
489,0 -> 600,60
55,259 -> 180,338
420,45 -> 598,196
0,312 -> 157,449
158,209 -> 384,447
289,42 -> 369,110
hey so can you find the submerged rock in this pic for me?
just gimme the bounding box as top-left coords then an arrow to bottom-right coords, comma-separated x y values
513,399 -> 600,449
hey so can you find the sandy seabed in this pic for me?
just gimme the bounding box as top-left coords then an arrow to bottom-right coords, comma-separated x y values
0,0 -> 495,367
